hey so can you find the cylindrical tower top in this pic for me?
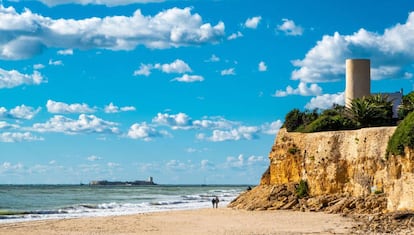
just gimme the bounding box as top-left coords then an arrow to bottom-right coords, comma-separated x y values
345,59 -> 371,107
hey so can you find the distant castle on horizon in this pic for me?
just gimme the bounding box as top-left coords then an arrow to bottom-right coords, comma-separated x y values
344,58 -> 403,118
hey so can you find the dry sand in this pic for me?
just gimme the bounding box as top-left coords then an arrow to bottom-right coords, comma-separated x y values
0,208 -> 355,235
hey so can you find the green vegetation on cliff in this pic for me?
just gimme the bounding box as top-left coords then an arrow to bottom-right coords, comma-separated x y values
398,91 -> 414,119
284,94 -> 398,133
387,111 -> 414,156
283,92 -> 414,157
295,180 -> 308,198
345,94 -> 394,127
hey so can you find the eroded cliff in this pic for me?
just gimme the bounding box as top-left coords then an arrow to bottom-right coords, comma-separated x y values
270,127 -> 395,197
230,126 -> 414,212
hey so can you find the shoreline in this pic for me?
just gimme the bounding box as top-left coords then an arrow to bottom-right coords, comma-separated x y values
0,207 -> 355,235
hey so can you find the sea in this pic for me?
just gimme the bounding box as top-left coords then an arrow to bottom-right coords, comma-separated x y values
0,184 -> 248,224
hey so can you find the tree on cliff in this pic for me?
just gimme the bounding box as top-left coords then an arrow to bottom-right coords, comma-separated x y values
398,91 -> 414,119
284,109 -> 303,132
284,106 -> 354,132
345,94 -> 394,128
284,109 -> 318,132
284,95 -> 395,133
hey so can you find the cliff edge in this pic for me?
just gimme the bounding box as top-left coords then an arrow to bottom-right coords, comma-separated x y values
229,126 -> 414,212
228,126 -> 414,233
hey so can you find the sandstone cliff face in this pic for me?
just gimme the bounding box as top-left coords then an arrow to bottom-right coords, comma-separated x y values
262,126 -> 414,211
269,127 -> 396,196
387,148 -> 414,211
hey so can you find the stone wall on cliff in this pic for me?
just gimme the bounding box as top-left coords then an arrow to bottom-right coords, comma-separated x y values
262,126 -> 414,211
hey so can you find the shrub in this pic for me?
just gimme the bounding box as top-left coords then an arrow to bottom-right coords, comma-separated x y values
374,189 -> 383,195
301,109 -> 319,126
387,111 -> 414,156
296,180 -> 308,198
288,146 -> 300,155
302,115 -> 356,133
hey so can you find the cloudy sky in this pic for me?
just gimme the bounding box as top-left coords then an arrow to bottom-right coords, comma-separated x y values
1,0 -> 414,184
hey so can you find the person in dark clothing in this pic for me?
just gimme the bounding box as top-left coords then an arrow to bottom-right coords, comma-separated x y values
214,196 -> 219,208
211,197 -> 216,208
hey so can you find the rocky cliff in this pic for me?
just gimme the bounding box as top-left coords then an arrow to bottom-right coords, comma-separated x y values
270,127 -> 396,197
230,126 -> 414,212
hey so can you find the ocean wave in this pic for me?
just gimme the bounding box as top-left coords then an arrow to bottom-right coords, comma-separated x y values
0,185 -> 246,224
0,209 -> 65,221
150,200 -> 185,206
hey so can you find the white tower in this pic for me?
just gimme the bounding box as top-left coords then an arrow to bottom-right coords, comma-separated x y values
345,59 -> 371,107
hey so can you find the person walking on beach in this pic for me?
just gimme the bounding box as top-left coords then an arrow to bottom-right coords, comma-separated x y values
214,196 -> 219,208
211,197 -> 216,208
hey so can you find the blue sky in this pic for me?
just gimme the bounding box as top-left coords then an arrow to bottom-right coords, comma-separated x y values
1,0 -> 414,184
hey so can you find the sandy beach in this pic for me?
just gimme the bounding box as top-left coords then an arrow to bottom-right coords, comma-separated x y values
0,208 -> 355,235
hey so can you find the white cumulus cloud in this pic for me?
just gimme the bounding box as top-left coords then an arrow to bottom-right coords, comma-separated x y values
104,102 -> 136,113
261,120 -> 283,135
33,64 -> 45,70
305,92 -> 345,110
277,18 -> 303,36
46,100 -> 95,114
127,122 -> 168,141
0,121 -> 19,130
152,113 -> 239,131
48,59 -> 63,66
258,61 -> 267,72
10,105 -> 41,120
150,112 -> 277,142
152,112 -> 193,130
198,126 -> 260,142
246,155 -> 267,166
32,114 -> 119,134
0,105 -> 41,120
133,64 -> 153,76
224,154 -> 267,170
292,12 -> 414,83
29,0 -> 164,7
0,68 -> 44,88
227,31 -> 243,40
57,49 -> 73,55
192,117 -> 236,130
156,59 -> 192,74
221,68 -> 236,76
0,132 -> 44,143
225,154 -> 244,168
0,6 -> 225,60
166,159 -> 194,171
134,59 -> 192,76
273,82 -> 322,97
245,16 -> 262,29
172,74 -> 204,82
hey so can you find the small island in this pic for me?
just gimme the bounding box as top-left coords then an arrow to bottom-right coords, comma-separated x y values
89,176 -> 156,186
